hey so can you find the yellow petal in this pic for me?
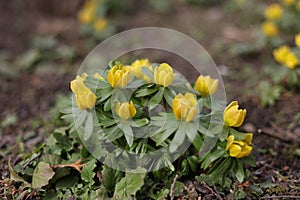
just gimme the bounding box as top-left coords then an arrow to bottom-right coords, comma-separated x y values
229,144 -> 242,158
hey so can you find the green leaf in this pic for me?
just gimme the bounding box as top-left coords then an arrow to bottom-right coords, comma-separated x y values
131,118 -> 149,127
148,87 -> 164,110
84,112 -> 94,141
8,159 -> 27,183
119,122 -> 134,147
102,165 -> 124,191
126,79 -> 146,88
142,67 -> 154,81
32,162 -> 55,188
192,133 -> 203,151
81,160 -> 96,187
172,181 -> 185,197
114,168 -> 146,199
201,149 -> 226,169
53,132 -> 73,151
55,174 -> 79,189
170,125 -> 185,153
135,87 -> 158,97
235,160 -> 245,183
163,87 -> 176,107
258,81 -> 282,107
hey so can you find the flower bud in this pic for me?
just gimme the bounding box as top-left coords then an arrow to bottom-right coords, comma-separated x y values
115,101 -> 136,120
173,93 -> 198,122
154,63 -> 174,87
194,75 -> 218,97
70,76 -> 97,110
223,101 -> 246,127
107,64 -> 130,88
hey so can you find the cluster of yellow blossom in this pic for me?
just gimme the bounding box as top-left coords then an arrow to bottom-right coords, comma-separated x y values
78,0 -> 108,32
223,101 -> 253,158
273,39 -> 299,69
70,59 -> 252,158
262,3 -> 283,37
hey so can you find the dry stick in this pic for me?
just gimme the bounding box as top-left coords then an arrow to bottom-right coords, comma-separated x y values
170,174 -> 179,200
258,122 -> 300,143
202,182 -> 223,200
22,150 -> 43,170
259,195 -> 300,199
270,122 -> 300,143
51,159 -> 85,173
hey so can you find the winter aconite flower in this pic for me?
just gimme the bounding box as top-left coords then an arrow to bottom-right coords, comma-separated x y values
273,46 -> 298,69
173,93 -> 198,122
226,134 -> 253,158
194,75 -> 218,97
273,45 -> 290,64
284,53 -> 298,69
128,59 -> 152,82
70,76 -> 97,110
223,101 -> 246,127
77,0 -> 96,24
115,101 -> 136,120
262,21 -> 278,37
108,64 -> 131,88
94,18 -> 107,31
264,4 -> 283,20
154,63 -> 174,87
295,33 -> 300,47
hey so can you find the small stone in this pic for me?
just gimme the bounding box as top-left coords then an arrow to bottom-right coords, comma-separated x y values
243,123 -> 256,133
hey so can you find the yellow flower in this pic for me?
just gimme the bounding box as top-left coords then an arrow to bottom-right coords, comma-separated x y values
264,4 -> 283,20
284,52 -> 298,69
273,46 -> 299,69
70,76 -> 97,110
94,18 -> 107,31
262,21 -> 278,37
173,93 -> 198,122
226,134 -> 253,158
282,0 -> 295,5
223,101 -> 246,127
94,72 -> 105,80
273,45 -> 291,64
107,64 -> 131,88
194,75 -> 219,97
153,63 -> 174,87
128,59 -> 152,82
115,101 -> 136,120
295,33 -> 300,47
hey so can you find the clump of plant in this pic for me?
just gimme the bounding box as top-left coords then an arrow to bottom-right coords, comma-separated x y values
261,1 -> 300,46
77,0 -> 116,41
258,33 -> 300,107
8,59 -> 256,199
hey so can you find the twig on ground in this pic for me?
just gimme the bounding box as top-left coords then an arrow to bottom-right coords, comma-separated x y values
51,159 -> 85,173
259,195 -> 300,199
202,182 -> 223,200
21,150 -> 43,170
258,122 -> 300,143
170,174 -> 179,200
